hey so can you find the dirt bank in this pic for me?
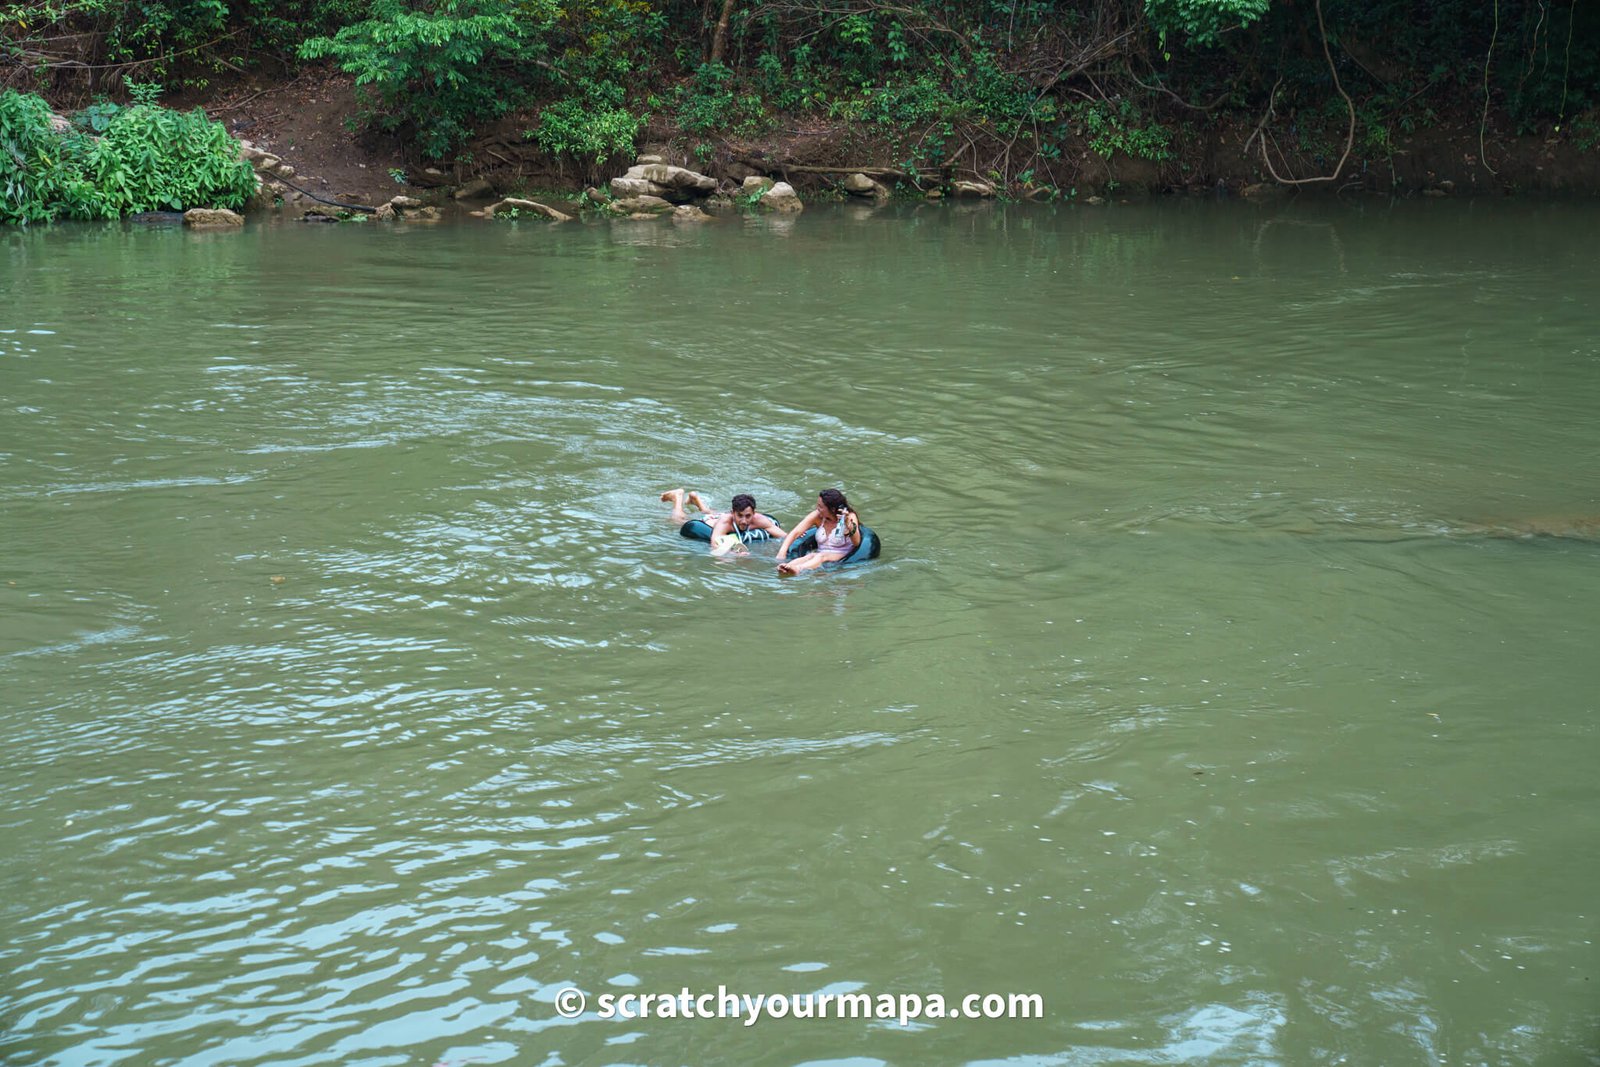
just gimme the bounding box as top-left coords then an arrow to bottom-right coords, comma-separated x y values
179,68 -> 1600,211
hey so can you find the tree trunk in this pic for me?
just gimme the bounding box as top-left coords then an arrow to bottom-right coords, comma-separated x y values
709,0 -> 737,66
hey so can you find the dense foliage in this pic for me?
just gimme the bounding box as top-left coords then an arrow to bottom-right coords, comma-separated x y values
0,87 -> 255,223
4,0 -> 1598,180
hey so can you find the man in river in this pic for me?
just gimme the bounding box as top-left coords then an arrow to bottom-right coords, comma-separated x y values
660,489 -> 787,555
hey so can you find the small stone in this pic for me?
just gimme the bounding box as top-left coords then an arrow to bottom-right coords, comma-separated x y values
372,203 -> 396,220
388,195 -> 422,209
741,176 -> 775,196
672,205 -> 713,223
636,154 -> 664,165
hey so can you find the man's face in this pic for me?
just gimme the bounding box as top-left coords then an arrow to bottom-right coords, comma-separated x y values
732,506 -> 755,529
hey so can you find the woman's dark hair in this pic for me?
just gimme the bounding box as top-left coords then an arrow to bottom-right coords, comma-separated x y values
731,493 -> 756,512
819,488 -> 848,513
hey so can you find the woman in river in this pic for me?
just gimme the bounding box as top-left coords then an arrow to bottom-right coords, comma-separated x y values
775,488 -> 861,574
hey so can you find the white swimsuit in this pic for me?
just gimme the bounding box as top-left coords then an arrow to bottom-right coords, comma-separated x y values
815,516 -> 854,554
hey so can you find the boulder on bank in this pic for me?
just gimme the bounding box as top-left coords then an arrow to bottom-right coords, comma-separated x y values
410,167 -> 451,188
754,181 -> 804,213
741,176 -> 775,197
842,172 -> 890,199
607,194 -> 673,216
453,178 -> 495,200
183,208 -> 244,228
608,163 -> 716,203
950,179 -> 996,198
485,197 -> 572,222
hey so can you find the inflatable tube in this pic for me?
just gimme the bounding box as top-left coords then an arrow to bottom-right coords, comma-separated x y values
782,525 -> 882,566
680,514 -> 780,543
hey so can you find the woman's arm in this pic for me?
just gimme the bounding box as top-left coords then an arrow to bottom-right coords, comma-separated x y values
776,509 -> 820,558
843,507 -> 862,548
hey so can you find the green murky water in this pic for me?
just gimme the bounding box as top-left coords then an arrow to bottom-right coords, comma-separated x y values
3,200 -> 1598,1066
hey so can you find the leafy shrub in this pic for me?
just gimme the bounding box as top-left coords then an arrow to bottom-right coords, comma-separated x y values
532,83 -> 645,162
1070,99 -> 1173,162
0,89 -> 255,224
676,63 -> 769,135
300,0 -> 562,157
1143,0 -> 1271,48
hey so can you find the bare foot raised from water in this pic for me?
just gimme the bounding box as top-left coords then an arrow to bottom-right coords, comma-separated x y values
687,491 -> 712,513
661,488 -> 690,523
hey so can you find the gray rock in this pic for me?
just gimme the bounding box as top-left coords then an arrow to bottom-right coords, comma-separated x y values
610,176 -> 669,198
584,186 -> 608,205
628,163 -> 717,195
372,203 -> 397,220
672,205 -> 713,223
636,154 -> 664,165
841,172 -> 889,199
183,208 -> 245,228
607,195 -> 674,215
453,178 -> 494,200
243,176 -> 277,213
486,197 -> 572,222
950,179 -> 995,198
269,163 -> 295,180
388,195 -> 423,209
741,176 -> 775,197
756,181 -> 804,213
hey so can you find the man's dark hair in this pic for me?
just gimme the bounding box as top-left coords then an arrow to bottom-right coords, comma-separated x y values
819,488 -> 848,513
731,493 -> 756,512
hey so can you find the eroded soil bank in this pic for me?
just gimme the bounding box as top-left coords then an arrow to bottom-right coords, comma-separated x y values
160,68 -> 1600,215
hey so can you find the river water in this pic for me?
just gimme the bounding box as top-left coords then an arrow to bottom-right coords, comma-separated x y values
3,200 -> 1598,1066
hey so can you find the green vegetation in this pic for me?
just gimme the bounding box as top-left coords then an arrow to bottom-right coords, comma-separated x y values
0,86 -> 255,224
2,0 -> 1598,191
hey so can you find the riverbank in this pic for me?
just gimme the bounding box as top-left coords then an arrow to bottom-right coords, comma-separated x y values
169,67 -> 1600,219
